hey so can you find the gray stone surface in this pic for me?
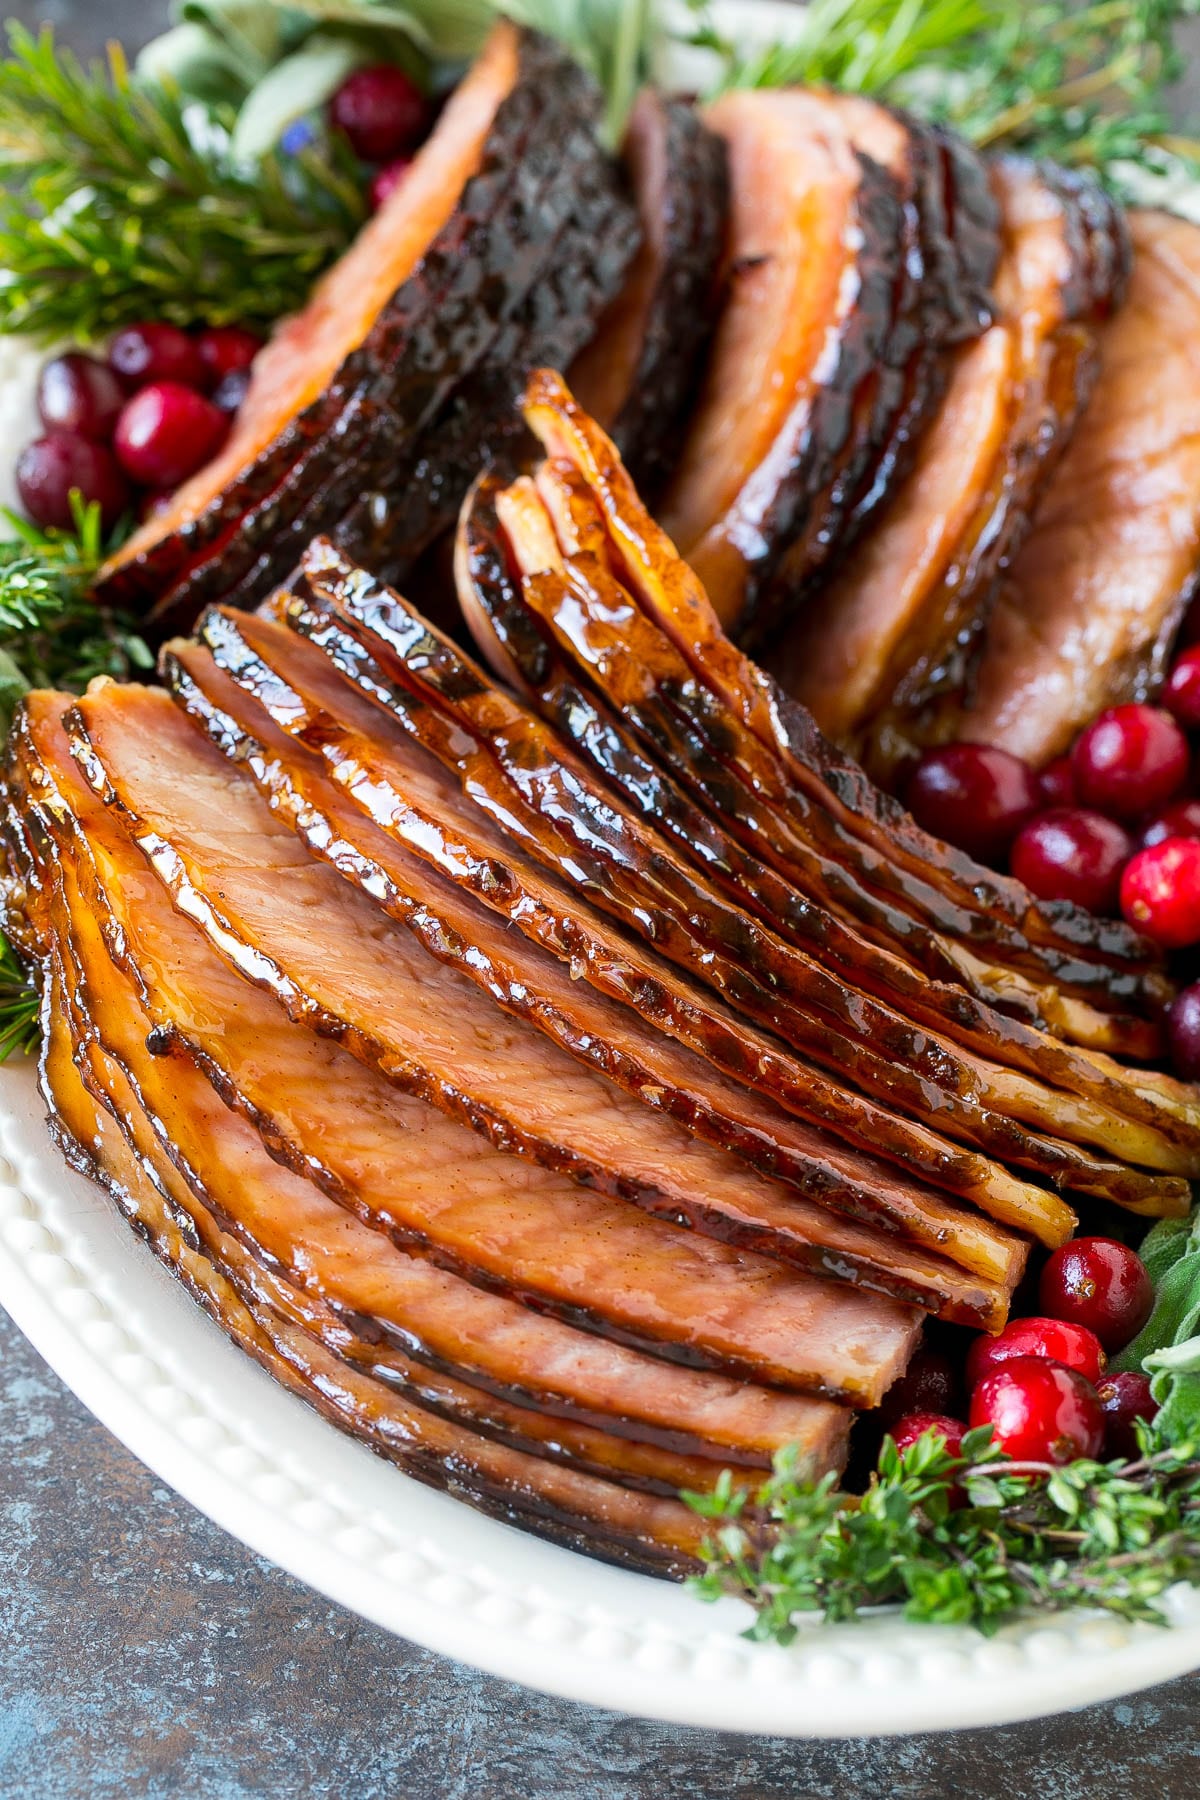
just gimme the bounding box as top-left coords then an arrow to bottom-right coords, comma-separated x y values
4,3 -> 1200,1794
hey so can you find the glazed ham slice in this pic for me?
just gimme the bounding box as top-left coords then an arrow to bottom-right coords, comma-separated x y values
64,682 -> 922,1404
43,967 -> 712,1575
49,841 -> 846,1489
772,162 -> 1128,765
656,91 -> 997,647
965,209 -> 1200,764
100,24 -> 523,597
568,90 -> 727,497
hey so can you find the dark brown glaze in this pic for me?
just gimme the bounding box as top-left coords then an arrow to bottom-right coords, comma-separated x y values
962,209 -> 1200,768
657,91 -> 911,642
168,622 -> 1034,1307
457,471 -> 1157,1066
570,91 -> 728,499
41,956 -> 709,1577
755,107 -> 986,625
134,48 -> 564,636
92,24 -> 546,616
324,104 -> 640,598
62,682 -> 924,1404
287,549 -> 1196,1195
137,41 -> 637,635
837,161 -> 1131,778
55,863 -> 823,1498
521,372 -> 1171,999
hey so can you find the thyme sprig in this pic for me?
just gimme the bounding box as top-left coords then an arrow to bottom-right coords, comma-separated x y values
687,1424 -> 1200,1637
0,23 -> 366,341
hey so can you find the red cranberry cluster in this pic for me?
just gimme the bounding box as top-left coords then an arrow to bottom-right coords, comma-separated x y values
17,323 -> 263,535
886,1236 -> 1158,1471
328,64 -> 429,212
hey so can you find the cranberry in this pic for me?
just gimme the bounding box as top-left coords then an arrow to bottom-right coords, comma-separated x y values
888,1411 -> 967,1458
36,353 -> 124,442
966,1316 -> 1107,1390
113,382 -> 228,489
1120,837 -> 1200,947
1138,797 -> 1200,849
1165,645 -> 1200,731
1072,704 -> 1189,819
903,743 -> 1040,863
1096,1371 -> 1160,1459
1039,756 -> 1076,808
16,432 -> 129,532
369,157 -> 414,211
195,326 -> 262,387
969,1357 -> 1104,1464
1168,980 -> 1200,1080
210,368 -> 252,414
1010,808 -> 1132,913
1039,1237 -> 1154,1352
138,488 -> 176,523
329,65 -> 429,163
108,322 -> 206,393
878,1345 -> 962,1426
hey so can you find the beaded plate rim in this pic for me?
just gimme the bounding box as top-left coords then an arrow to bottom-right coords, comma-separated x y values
3,1058 -> 1200,1736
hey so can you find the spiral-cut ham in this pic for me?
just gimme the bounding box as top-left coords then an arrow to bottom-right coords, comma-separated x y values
964,209 -> 1200,765
90,24 -> 638,633
772,161 -> 1129,774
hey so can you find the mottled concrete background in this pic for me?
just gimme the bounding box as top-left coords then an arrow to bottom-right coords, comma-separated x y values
4,4 -> 1200,1796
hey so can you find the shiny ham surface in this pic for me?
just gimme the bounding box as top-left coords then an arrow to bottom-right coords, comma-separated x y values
43,966 -> 712,1574
773,162 -> 1129,770
568,91 -> 727,496
965,209 -> 1200,764
91,26 -> 637,632
63,682 -> 922,1404
521,373 -> 1170,1007
657,91 -> 997,646
284,544 -> 1200,1206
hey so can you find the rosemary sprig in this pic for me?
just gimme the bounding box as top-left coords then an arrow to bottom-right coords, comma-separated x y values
686,1423 -> 1200,1637
701,0 -> 1200,195
0,495 -> 151,731
0,935 -> 39,1065
0,23 -> 366,342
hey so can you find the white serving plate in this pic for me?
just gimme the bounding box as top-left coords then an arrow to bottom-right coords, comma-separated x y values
4,0 -> 1200,1735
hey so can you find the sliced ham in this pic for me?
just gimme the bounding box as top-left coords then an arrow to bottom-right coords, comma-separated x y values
657,91 -> 996,645
568,90 -> 727,497
43,961 -> 711,1574
63,682 -> 923,1405
521,370 -> 1171,1006
772,162 -> 1127,766
92,26 -> 637,632
965,209 -> 1200,764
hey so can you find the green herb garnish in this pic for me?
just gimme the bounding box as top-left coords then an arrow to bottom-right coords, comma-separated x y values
0,22 -> 366,342
0,494 -> 151,730
687,1422 -> 1200,1637
695,0 -> 1200,196
0,933 -> 39,1064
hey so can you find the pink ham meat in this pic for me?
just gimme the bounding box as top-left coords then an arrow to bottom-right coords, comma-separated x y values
62,682 -> 921,1406
771,161 -> 1127,768
965,209 -> 1200,764
42,966 -> 713,1574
